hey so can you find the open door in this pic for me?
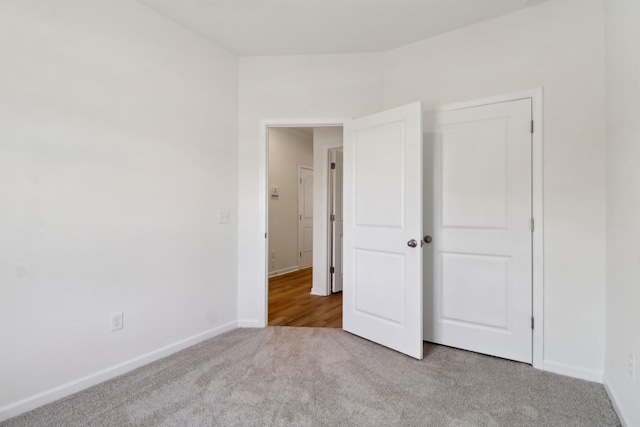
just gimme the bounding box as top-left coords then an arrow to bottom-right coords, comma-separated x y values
343,102 -> 423,359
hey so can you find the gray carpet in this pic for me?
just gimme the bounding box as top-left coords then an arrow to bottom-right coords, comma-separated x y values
3,327 -> 620,426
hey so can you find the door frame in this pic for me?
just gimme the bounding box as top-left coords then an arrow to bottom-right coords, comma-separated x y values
260,118 -> 347,326
427,88 -> 544,369
327,147 -> 344,294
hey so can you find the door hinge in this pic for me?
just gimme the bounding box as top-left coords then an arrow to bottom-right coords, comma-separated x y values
265,233 -> 267,239
330,266 -> 335,274
531,120 -> 534,134
330,214 -> 335,221
300,251 -> 302,257
300,177 -> 302,183
331,162 -> 336,170
300,214 -> 302,220
530,218 -> 535,232
531,316 -> 535,330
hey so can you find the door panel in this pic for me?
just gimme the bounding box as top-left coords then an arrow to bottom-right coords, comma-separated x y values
354,123 -> 404,227
354,249 -> 405,323
441,253 -> 510,328
424,98 -> 532,363
442,120 -> 508,228
343,102 -> 423,360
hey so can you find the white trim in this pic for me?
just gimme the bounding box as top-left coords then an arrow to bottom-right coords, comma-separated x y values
531,88 -> 544,370
543,360 -> 603,383
237,319 -> 263,328
603,379 -> 629,427
436,89 -> 543,112
431,88 -> 544,370
268,266 -> 299,278
260,118 -> 348,326
0,321 -> 237,423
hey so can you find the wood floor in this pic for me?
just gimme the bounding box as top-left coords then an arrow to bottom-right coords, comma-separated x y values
268,268 -> 342,328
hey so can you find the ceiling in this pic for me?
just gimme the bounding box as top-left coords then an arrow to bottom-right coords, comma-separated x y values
136,0 -> 551,56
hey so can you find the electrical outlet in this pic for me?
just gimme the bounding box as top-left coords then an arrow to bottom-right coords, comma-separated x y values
217,210 -> 230,224
630,353 -> 635,380
111,312 -> 124,331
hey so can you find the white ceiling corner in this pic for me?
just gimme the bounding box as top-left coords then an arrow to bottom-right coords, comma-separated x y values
135,0 -> 552,56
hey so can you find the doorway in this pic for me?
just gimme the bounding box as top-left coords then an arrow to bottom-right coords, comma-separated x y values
258,91 -> 543,366
328,147 -> 344,293
267,127 -> 313,277
267,126 -> 344,327
424,97 -> 534,363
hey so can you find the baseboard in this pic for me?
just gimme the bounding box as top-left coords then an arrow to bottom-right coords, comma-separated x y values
603,378 -> 629,427
0,321 -> 237,423
237,319 -> 264,328
268,266 -> 299,278
310,286 -> 328,296
542,360 -> 603,383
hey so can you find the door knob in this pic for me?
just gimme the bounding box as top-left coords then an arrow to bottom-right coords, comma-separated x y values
407,239 -> 418,248
424,235 -> 432,244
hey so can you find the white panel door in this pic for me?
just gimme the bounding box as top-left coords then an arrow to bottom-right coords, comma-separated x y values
331,149 -> 344,293
298,166 -> 313,269
343,102 -> 423,360
424,99 -> 532,363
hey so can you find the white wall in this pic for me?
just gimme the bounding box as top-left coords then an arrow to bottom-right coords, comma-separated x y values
384,0 -> 607,381
0,0 -> 238,417
312,127 -> 344,295
237,53 -> 385,326
1,0 -> 623,420
604,0 -> 640,425
268,128 -> 313,275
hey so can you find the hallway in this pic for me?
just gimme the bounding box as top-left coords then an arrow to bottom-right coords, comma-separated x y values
268,268 -> 342,328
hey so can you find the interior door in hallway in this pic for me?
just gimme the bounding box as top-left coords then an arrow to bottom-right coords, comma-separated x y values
343,102 -> 423,360
424,98 -> 533,363
298,166 -> 313,269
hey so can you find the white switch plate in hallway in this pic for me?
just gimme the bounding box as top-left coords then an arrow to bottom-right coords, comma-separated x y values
217,210 -> 230,224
